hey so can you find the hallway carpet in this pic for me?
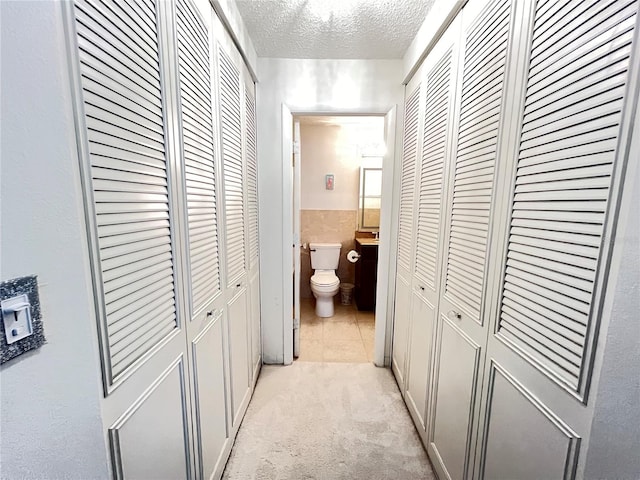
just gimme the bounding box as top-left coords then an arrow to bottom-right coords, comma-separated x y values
222,362 -> 435,479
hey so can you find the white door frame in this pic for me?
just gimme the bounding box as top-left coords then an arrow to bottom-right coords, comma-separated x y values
282,105 -> 400,367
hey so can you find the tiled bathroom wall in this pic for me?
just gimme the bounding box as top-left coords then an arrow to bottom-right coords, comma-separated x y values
300,210 -> 357,298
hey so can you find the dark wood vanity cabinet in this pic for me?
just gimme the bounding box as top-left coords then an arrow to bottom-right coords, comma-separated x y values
354,238 -> 378,311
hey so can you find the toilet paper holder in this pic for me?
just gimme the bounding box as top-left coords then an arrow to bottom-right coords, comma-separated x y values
347,250 -> 361,263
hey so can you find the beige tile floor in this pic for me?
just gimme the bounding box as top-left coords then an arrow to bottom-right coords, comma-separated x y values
297,297 -> 375,363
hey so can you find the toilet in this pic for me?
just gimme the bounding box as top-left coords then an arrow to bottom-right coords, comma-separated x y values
309,242 -> 341,317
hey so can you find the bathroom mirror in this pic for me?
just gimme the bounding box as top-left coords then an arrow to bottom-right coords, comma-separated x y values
358,167 -> 382,231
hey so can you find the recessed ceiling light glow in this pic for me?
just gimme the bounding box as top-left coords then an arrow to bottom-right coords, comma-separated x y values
308,0 -> 357,22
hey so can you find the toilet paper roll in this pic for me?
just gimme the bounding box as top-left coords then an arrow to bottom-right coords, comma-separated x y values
347,250 -> 360,263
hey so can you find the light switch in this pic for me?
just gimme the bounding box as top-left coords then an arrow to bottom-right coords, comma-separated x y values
2,294 -> 33,344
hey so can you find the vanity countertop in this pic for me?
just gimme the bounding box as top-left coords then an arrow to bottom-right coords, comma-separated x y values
355,238 -> 379,246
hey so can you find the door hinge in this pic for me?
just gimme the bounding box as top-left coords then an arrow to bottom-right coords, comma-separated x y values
293,141 -> 300,156
293,317 -> 300,329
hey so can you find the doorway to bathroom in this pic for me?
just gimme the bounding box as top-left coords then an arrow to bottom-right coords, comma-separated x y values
290,114 -> 389,363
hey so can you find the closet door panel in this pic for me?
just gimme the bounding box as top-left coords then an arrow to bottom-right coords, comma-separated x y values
245,84 -> 259,269
176,0 -> 222,315
228,288 -> 250,426
391,273 -> 412,391
396,85 -> 422,275
244,79 -> 261,381
441,0 -> 512,325
430,318 -> 481,480
174,1 -> 230,478
406,26 -> 458,443
69,0 -> 195,475
111,358 -> 190,480
74,0 -> 180,385
495,0 -> 638,393
218,46 -> 246,287
477,0 -> 639,477
191,313 -> 228,478
428,0 -> 515,478
405,290 -> 436,432
481,363 -> 579,480
414,47 -> 454,290
217,39 -> 251,430
392,78 -> 422,390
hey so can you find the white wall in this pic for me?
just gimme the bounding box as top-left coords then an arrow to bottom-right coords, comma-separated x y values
584,92 -> 640,479
0,1 -> 110,477
256,58 -> 404,363
300,124 -> 361,211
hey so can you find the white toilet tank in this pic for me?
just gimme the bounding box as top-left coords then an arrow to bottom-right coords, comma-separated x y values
309,243 -> 341,270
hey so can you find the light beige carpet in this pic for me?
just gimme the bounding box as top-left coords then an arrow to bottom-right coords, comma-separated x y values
222,362 -> 435,479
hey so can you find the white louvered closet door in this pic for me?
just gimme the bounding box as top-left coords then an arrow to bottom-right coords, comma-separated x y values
245,84 -> 259,269
73,0 -> 181,387
477,1 -> 639,478
403,24 -> 458,441
427,0 -> 515,478
218,43 -> 251,427
391,81 -> 422,391
175,1 -> 229,478
244,80 -> 262,381
396,86 -> 422,275
70,0 -> 194,478
176,0 -> 221,317
218,47 -> 246,287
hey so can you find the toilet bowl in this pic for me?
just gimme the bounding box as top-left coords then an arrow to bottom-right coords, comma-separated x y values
309,242 -> 342,317
310,270 -> 340,317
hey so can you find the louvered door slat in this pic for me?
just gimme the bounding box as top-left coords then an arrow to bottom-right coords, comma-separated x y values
74,0 -> 177,381
498,0 -> 637,389
219,47 -> 246,285
443,0 -> 512,318
245,85 -> 259,264
397,86 -> 421,272
176,0 -> 221,313
414,50 -> 452,286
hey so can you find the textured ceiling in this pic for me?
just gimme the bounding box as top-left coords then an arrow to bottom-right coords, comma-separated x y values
234,0 -> 436,59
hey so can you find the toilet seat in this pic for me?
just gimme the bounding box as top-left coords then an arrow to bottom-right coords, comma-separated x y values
310,271 -> 339,288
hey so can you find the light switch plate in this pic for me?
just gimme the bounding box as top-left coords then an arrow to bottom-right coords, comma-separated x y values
0,275 -> 45,364
2,294 -> 33,344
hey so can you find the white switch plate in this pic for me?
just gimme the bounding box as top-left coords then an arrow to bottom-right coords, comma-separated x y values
2,294 -> 33,344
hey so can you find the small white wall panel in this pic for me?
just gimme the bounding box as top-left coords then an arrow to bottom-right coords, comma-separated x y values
497,0 -> 638,389
176,0 -> 221,314
219,47 -> 246,286
414,49 -> 453,287
74,0 -> 177,381
397,86 -> 421,272
444,0 -> 511,319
